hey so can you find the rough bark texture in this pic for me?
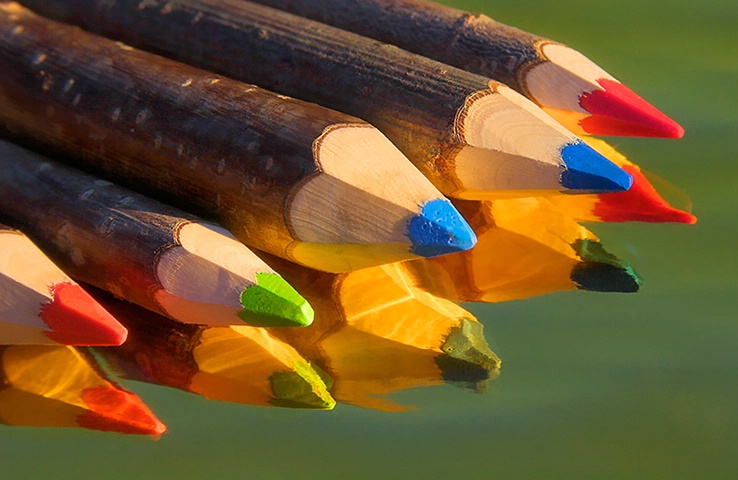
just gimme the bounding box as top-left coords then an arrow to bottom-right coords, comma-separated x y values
250,0 -> 542,89
0,3 -> 352,258
18,0 -> 495,194
0,140 -> 195,313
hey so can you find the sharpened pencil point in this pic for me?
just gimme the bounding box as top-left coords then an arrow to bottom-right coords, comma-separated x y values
594,165 -> 697,224
560,142 -> 633,193
436,319 -> 500,382
269,361 -> 336,409
40,283 -> 128,346
78,386 -> 167,435
579,79 -> 684,138
571,263 -> 641,293
571,239 -> 641,292
408,199 -> 477,258
238,273 -> 314,327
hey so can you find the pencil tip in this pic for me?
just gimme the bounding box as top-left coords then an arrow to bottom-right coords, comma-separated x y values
436,319 -> 500,382
571,239 -> 641,293
571,262 -> 641,293
269,361 -> 336,410
40,283 -> 128,346
579,79 -> 684,138
594,165 -> 698,223
560,141 -> 633,193
78,386 -> 167,435
238,273 -> 314,327
408,199 -> 477,258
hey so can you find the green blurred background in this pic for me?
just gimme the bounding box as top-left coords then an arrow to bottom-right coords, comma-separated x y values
1,0 -> 736,478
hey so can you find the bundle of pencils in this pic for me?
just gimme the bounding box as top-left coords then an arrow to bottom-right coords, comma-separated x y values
0,0 -> 694,434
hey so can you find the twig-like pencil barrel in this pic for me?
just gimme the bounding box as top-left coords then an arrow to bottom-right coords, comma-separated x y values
0,140 -> 313,327
0,3 -> 475,272
251,0 -> 539,88
248,0 -> 684,138
14,0 -> 633,198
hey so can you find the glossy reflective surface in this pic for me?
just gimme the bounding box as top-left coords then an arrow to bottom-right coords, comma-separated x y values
1,0 -> 736,478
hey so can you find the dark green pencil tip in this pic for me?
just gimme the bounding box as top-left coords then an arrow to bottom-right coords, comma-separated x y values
269,361 -> 336,410
436,319 -> 501,383
571,239 -> 641,293
238,273 -> 314,327
571,262 -> 641,293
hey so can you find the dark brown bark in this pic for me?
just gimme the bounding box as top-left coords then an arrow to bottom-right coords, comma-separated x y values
18,0 -> 494,194
249,0 -> 542,89
0,3 -> 354,257
0,140 -> 196,314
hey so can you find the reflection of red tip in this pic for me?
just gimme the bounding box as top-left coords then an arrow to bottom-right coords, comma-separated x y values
40,283 -> 128,346
78,387 -> 167,435
593,165 -> 697,223
579,79 -> 684,138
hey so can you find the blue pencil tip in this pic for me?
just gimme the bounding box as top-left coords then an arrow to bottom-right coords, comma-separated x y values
407,199 -> 477,258
560,142 -> 633,193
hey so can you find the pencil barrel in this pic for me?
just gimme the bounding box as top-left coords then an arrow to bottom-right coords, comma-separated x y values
16,0 -> 495,194
0,144 -> 173,311
0,4 -> 354,259
250,0 -> 540,89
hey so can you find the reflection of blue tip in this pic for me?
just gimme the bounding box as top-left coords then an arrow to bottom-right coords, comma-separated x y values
560,141 -> 633,193
407,199 -> 477,258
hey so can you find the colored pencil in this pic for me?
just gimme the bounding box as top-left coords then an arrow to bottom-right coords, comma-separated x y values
547,137 -> 697,224
0,3 -> 475,273
0,223 -> 127,346
261,255 -> 500,411
247,0 -> 684,139
0,345 -> 166,435
16,0 -> 632,198
402,197 -> 641,303
88,289 -> 335,410
0,140 -> 313,328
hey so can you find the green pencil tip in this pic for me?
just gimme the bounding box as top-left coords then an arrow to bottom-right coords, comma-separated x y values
571,239 -> 641,292
571,262 -> 641,293
436,319 -> 500,383
269,361 -> 336,410
238,273 -> 314,327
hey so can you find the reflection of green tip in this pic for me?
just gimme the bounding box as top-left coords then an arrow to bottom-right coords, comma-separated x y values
436,319 -> 500,383
269,361 -> 336,410
571,240 -> 641,292
571,263 -> 641,292
238,273 -> 314,327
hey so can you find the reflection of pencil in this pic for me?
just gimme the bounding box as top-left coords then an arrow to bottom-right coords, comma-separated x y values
262,254 -> 500,411
547,137 -> 697,224
0,3 -> 475,273
0,345 -> 166,435
249,0 -> 684,138
0,224 -> 127,346
403,198 -> 640,303
0,140 -> 313,328
89,290 -> 335,410
17,0 -> 632,198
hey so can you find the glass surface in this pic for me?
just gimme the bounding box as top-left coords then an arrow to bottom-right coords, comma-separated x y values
1,0 -> 736,478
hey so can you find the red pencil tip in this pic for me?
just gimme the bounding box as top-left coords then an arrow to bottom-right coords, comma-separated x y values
579,79 -> 684,138
40,283 -> 128,346
78,386 -> 167,435
593,165 -> 696,223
